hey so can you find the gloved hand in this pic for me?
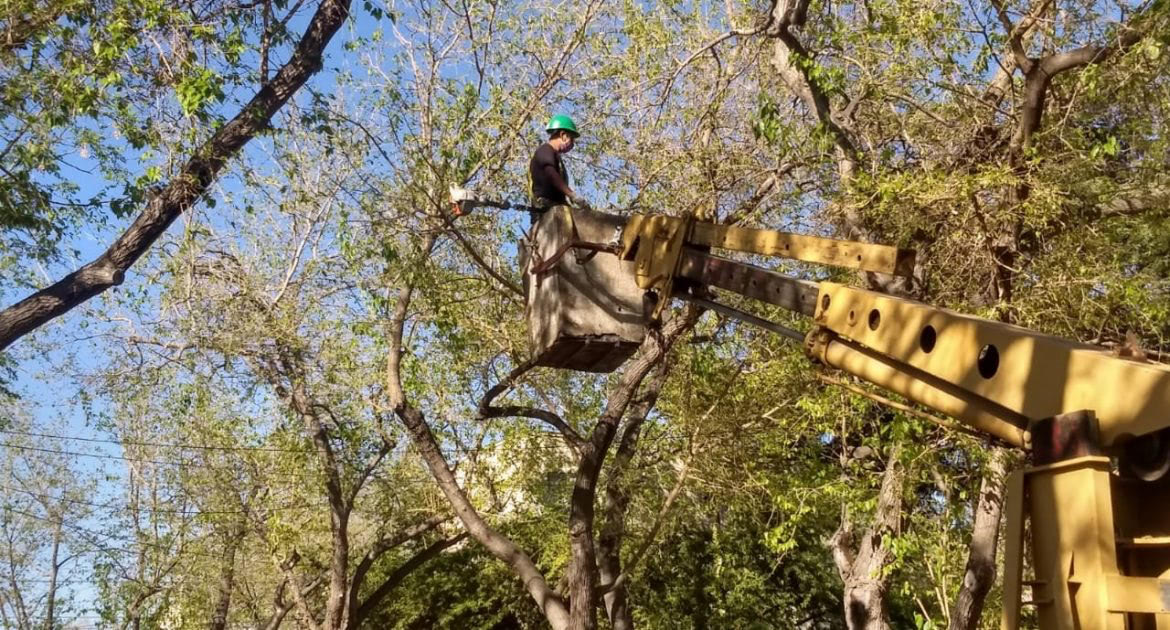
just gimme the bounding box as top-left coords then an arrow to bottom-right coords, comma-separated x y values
569,193 -> 593,211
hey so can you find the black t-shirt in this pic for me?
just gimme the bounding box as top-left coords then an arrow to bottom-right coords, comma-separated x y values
529,142 -> 568,206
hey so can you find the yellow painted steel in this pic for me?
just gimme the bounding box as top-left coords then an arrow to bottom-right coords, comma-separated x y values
689,223 -> 916,276
610,214 -> 1170,630
813,282 -> 1170,446
808,330 -> 1030,447
1001,470 -> 1026,630
618,213 -> 692,317
1105,575 -> 1170,614
999,457 -> 1170,629
619,215 -> 918,285
1027,457 -> 1124,629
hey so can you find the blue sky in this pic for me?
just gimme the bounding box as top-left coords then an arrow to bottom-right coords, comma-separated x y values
0,4 -> 376,621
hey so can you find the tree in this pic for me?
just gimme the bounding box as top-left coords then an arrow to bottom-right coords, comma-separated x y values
4,0 -> 1169,627
85,114 -> 464,629
0,0 -> 354,352
0,404 -> 96,630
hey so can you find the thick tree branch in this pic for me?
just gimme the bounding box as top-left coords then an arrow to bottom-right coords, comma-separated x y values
1010,21 -> 1150,153
830,446 -> 903,629
566,308 -> 700,630
948,447 -> 1011,630
477,356 -> 584,451
0,0 -> 353,352
262,576 -> 325,630
766,0 -> 861,197
271,553 -> 323,630
990,0 -> 1041,72
346,513 -> 451,622
596,364 -> 670,630
384,232 -> 570,630
351,533 -> 468,627
256,343 -> 353,630
597,455 -> 692,600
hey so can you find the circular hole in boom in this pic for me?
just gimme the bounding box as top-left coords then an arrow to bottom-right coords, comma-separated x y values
920,325 -> 937,353
821,294 -> 831,311
867,309 -> 881,330
977,344 -> 999,379
1121,430 -> 1170,481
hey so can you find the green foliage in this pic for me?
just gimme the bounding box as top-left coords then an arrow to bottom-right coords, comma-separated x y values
4,0 -> 1169,628
0,0 -> 289,289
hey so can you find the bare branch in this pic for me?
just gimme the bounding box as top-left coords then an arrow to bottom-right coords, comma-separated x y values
351,533 -> 468,627
477,356 -> 584,450
439,212 -> 524,298
347,513 -> 452,620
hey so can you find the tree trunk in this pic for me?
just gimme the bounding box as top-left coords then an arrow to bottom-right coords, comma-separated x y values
567,442 -> 604,630
383,229 -> 570,628
43,520 -> 61,630
829,446 -> 903,630
948,447 -> 1010,630
209,522 -> 243,630
597,368 -> 669,630
565,312 -> 697,630
843,581 -> 887,630
598,417 -> 640,630
325,511 -> 350,630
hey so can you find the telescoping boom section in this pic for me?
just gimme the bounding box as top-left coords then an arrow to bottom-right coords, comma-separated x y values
524,209 -> 1170,629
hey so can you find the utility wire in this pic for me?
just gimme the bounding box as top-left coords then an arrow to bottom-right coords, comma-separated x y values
0,483 -> 324,515
0,441 -> 221,468
0,428 -> 312,453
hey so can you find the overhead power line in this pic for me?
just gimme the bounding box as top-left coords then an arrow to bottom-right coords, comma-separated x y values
1,441 -> 224,468
0,483 -> 324,515
0,428 -> 312,453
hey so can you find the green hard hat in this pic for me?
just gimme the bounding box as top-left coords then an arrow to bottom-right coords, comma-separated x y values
546,114 -> 579,138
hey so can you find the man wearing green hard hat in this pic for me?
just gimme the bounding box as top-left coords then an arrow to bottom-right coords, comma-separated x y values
528,114 -> 592,222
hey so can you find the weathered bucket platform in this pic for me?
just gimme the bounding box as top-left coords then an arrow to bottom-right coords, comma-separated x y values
525,206 -> 646,372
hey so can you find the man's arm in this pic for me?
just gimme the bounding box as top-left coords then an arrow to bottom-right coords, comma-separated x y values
541,164 -> 574,198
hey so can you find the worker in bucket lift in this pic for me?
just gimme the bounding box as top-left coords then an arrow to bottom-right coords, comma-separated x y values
528,114 -> 592,223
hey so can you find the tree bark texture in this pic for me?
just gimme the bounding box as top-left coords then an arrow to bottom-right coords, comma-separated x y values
830,447 -> 903,630
209,522 -> 243,630
384,232 -> 571,630
567,311 -> 697,630
948,447 -> 1011,630
596,420 -> 643,630
0,0 -> 353,352
597,367 -> 670,630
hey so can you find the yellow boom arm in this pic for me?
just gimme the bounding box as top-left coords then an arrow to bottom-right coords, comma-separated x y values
615,212 -> 1170,629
